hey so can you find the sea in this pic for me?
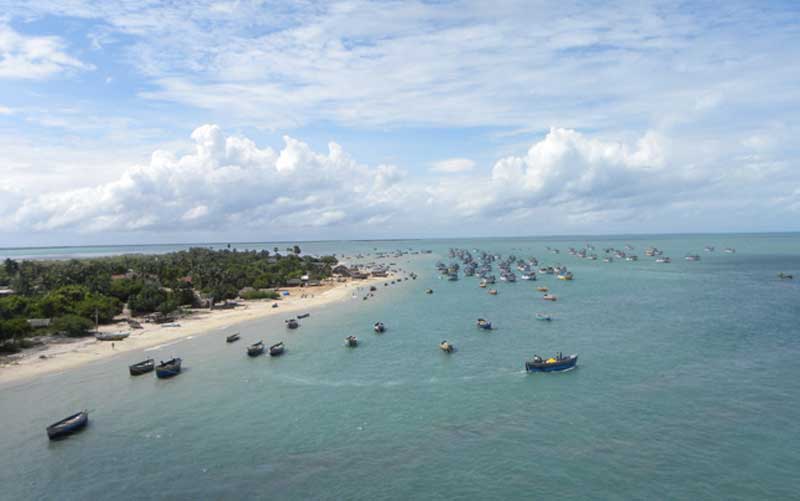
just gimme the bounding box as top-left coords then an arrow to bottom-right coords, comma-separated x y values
1,234 -> 799,500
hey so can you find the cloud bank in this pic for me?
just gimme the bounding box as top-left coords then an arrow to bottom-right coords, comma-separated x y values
0,23 -> 92,79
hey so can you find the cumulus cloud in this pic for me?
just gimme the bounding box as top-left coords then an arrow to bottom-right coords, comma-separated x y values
430,158 -> 475,174
0,23 -> 92,79
9,124 -> 410,233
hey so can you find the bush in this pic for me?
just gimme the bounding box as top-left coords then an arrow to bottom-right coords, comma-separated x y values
75,294 -> 122,324
53,314 -> 94,337
0,318 -> 32,343
240,289 -> 280,300
129,283 -> 167,315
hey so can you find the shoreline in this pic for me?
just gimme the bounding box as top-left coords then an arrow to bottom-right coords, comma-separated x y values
0,276 -> 390,386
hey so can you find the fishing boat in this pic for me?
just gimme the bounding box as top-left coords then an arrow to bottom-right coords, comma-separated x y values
724,248 -> 736,254
345,335 -> 358,347
439,340 -> 454,353
374,322 -> 386,333
226,333 -> 241,343
535,313 -> 552,321
543,294 -> 557,301
704,246 -> 715,252
95,332 -> 130,341
155,358 -> 182,379
525,353 -> 578,372
778,272 -> 794,280
536,286 -> 549,292
297,313 -> 311,319
557,272 -> 574,280
425,288 -> 434,294
476,318 -> 492,330
655,257 -> 671,264
286,318 -> 299,329
269,342 -> 285,356
479,279 -> 487,288
46,410 -> 89,440
129,358 -> 155,376
247,340 -> 265,357
488,289 -> 498,295
685,254 -> 700,261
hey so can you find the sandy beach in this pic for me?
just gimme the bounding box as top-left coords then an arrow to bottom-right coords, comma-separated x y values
0,276 -> 389,386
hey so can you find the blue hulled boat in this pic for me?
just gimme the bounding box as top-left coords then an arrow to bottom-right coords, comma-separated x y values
476,318 -> 492,330
155,358 -> 182,378
47,410 -> 89,440
525,353 -> 578,373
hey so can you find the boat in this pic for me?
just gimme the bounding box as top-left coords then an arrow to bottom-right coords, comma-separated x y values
46,411 -> 89,440
704,246 -> 715,252
297,313 -> 311,319
778,272 -> 794,280
536,286 -> 549,292
226,333 -> 241,343
479,279 -> 487,288
476,318 -> 492,330
374,322 -> 386,333
655,257 -> 671,263
535,313 -> 552,321
345,336 -> 358,347
543,294 -> 557,301
247,340 -> 265,357
95,332 -> 130,341
488,289 -> 498,295
129,358 -> 155,376
557,272 -> 574,280
155,358 -> 182,379
286,318 -> 299,329
425,288 -> 434,294
525,353 -> 578,372
685,254 -> 700,261
724,248 -> 736,254
439,340 -> 454,353
269,342 -> 285,356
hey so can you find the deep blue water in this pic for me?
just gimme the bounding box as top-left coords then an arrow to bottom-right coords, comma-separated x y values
1,234 -> 799,500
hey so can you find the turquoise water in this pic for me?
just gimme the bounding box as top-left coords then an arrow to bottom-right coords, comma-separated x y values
1,234 -> 799,499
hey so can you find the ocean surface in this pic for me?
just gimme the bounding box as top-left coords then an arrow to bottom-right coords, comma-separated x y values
1,234 -> 799,500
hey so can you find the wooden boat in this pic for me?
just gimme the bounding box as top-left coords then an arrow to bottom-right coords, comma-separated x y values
247,340 -> 265,357
286,318 -> 299,329
525,353 -> 578,373
226,333 -> 241,343
488,289 -> 498,295
425,288 -> 434,294
269,342 -> 285,356
47,410 -> 89,440
543,294 -> 557,301
95,332 -> 130,341
345,335 -> 358,347
439,340 -> 454,353
129,358 -> 155,376
297,313 -> 311,319
374,322 -> 386,333
557,272 -> 574,280
155,358 -> 182,379
536,286 -> 549,292
778,273 -> 794,280
476,318 -> 492,330
535,313 -> 552,321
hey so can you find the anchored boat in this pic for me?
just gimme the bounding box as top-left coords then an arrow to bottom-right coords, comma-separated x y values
345,336 -> 358,347
476,318 -> 492,330
226,333 -> 241,343
525,353 -> 578,372
286,318 -> 299,329
439,340 -> 454,353
247,340 -> 265,357
129,358 -> 155,376
46,410 -> 89,440
155,358 -> 182,379
374,322 -> 386,333
269,342 -> 285,356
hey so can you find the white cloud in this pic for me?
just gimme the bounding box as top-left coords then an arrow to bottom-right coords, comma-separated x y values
430,158 -> 475,174
8,124 -> 411,233
0,23 -> 92,79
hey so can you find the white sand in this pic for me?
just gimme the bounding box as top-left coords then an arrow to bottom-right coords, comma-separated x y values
0,277 -> 389,386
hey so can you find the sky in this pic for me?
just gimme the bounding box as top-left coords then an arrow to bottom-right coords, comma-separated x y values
0,0 -> 799,246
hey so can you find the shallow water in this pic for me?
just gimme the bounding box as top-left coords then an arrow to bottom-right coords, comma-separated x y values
2,234 -> 799,500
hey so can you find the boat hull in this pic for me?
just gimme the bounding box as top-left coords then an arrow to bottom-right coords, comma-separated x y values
129,359 -> 155,376
155,359 -> 182,378
525,355 -> 578,373
47,411 -> 88,440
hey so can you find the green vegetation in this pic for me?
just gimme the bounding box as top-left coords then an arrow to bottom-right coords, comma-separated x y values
0,247 -> 335,352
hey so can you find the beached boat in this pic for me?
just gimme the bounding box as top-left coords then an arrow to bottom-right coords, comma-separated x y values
155,358 -> 182,378
476,318 -> 492,330
286,318 -> 299,329
269,342 -> 285,356
374,322 -> 386,333
535,313 -> 552,321
95,332 -> 130,341
525,353 -> 578,373
129,358 -> 155,376
46,410 -> 89,440
297,313 -> 311,319
439,340 -> 454,353
543,294 -> 557,301
226,333 -> 241,343
345,336 -> 358,347
247,340 -> 265,357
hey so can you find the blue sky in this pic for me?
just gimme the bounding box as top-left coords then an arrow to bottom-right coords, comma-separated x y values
0,0 -> 799,246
